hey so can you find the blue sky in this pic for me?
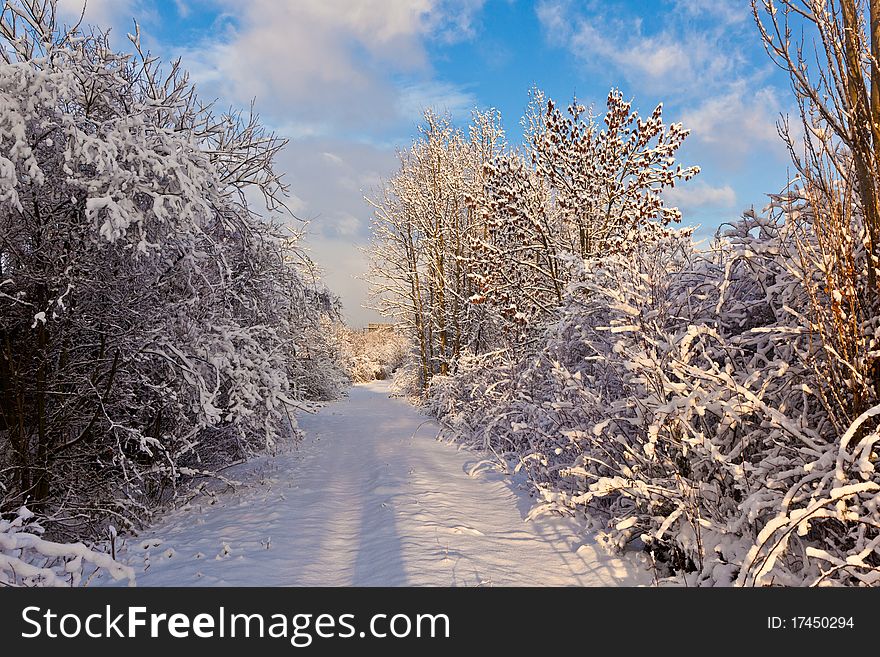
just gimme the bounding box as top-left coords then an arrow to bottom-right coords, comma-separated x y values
59,0 -> 797,325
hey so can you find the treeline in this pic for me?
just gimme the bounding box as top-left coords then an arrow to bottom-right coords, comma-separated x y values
334,326 -> 409,384
369,90 -> 696,388
0,0 -> 345,581
370,1 -> 880,586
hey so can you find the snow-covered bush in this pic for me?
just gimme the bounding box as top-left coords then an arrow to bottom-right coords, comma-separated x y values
389,356 -> 425,399
429,206 -> 880,586
1,506 -> 133,586
0,1 -> 343,543
339,327 -> 411,383
287,288 -> 350,401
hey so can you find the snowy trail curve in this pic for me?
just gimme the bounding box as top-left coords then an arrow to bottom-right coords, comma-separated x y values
100,382 -> 649,586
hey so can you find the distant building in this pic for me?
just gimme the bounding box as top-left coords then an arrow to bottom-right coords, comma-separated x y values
367,323 -> 396,333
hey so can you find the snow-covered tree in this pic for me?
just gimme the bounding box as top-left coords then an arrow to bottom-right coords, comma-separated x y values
467,150 -> 564,331
526,89 -> 698,257
368,109 -> 505,388
0,0 -> 340,544
468,89 -> 697,334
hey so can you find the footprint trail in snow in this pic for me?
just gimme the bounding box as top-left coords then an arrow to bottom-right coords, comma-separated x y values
98,382 -> 649,586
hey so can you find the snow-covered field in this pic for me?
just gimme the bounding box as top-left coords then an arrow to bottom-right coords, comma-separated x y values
96,382 -> 650,587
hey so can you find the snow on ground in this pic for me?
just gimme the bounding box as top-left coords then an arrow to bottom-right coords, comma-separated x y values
96,382 -> 651,586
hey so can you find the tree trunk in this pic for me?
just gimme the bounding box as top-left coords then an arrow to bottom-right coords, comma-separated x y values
871,0 -> 880,158
842,0 -> 880,292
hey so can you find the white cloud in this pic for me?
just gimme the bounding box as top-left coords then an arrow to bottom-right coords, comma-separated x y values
171,0 -> 481,134
671,0 -> 750,26
173,0 -> 190,19
665,181 -> 736,212
306,235 -> 385,326
428,0 -> 487,42
536,0 -> 741,97
322,152 -> 345,167
680,84 -> 787,167
56,0 -> 140,29
277,137 -> 397,238
287,193 -> 309,216
396,80 -> 479,122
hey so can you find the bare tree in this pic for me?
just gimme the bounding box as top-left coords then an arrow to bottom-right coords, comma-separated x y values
754,0 -> 880,290
753,0 -> 880,415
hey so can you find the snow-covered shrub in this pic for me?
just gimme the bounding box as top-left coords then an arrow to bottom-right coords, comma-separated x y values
287,290 -> 350,401
424,349 -> 519,452
1,506 -> 133,586
0,1 -> 343,543
388,355 -> 426,400
430,209 -> 880,586
339,327 -> 411,383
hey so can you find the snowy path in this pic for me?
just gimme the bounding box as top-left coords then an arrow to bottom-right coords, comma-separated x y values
99,382 -> 649,587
